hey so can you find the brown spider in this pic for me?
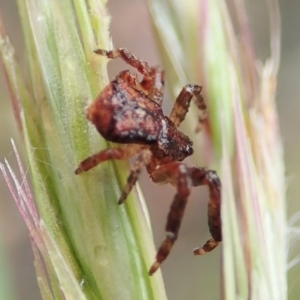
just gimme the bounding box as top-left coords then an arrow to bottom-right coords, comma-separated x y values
75,48 -> 222,275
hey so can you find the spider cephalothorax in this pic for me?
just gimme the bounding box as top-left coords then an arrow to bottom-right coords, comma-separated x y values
75,48 -> 221,275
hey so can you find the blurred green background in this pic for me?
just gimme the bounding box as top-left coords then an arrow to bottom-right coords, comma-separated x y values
0,0 -> 299,299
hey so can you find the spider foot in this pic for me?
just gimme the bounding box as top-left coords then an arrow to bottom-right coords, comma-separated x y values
149,261 -> 161,276
75,166 -> 83,175
148,233 -> 176,275
94,49 -> 107,56
118,194 -> 127,205
193,238 -> 219,255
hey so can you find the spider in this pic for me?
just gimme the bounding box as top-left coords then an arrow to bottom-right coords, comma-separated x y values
75,48 -> 222,275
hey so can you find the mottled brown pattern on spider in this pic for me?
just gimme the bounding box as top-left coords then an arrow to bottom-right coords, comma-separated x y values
75,48 -> 222,275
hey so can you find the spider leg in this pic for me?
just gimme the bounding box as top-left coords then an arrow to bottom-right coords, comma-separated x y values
75,145 -> 142,174
169,84 -> 207,131
96,49 -> 165,106
149,162 -> 191,275
114,67 -> 164,107
94,48 -> 152,78
115,70 -> 141,88
140,66 -> 165,106
189,167 -> 222,255
118,150 -> 152,205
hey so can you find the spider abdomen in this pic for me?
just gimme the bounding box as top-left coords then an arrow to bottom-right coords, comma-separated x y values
86,79 -> 163,144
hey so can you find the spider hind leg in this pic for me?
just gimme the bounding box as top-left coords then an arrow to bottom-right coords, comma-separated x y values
96,49 -> 165,106
94,48 -> 152,78
140,66 -> 165,105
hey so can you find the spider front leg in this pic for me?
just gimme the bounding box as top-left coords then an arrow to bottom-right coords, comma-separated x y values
189,167 -> 222,255
149,162 -> 191,275
169,84 -> 207,131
